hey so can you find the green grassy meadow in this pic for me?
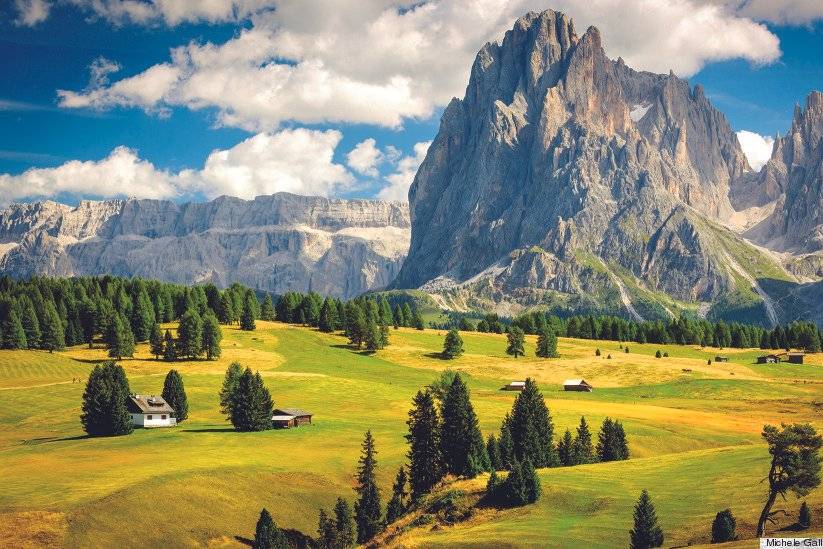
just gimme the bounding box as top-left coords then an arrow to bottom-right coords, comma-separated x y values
1,322 -> 821,547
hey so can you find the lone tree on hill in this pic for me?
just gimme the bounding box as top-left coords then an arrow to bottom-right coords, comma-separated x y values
440,373 -> 489,477
252,508 -> 288,549
354,430 -> 382,544
757,423 -> 822,536
629,490 -> 664,549
161,369 -> 188,423
229,368 -> 273,432
80,361 -> 133,437
406,389 -> 444,501
710,509 -> 737,543
535,328 -> 559,358
506,326 -> 525,358
442,329 -> 464,359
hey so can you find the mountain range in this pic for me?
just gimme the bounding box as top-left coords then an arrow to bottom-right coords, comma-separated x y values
1,9 -> 822,326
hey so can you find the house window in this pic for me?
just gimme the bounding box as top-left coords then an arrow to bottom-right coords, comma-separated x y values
147,415 -> 153,420
161,415 -> 166,420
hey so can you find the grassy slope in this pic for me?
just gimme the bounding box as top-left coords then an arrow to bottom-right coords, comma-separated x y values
0,323 -> 821,547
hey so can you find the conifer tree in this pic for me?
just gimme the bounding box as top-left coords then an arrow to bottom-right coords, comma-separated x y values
201,311 -> 222,359
229,368 -> 272,432
346,304 -> 368,348
498,415 -> 515,469
2,307 -> 27,349
406,390 -> 444,501
386,466 -> 409,524
218,292 -> 235,324
163,329 -> 177,361
442,329 -> 464,359
319,298 -> 338,333
130,287 -> 156,342
535,328 -> 559,358
557,429 -> 575,466
21,298 -> 41,349
411,307 -> 424,330
260,294 -> 275,321
107,312 -> 135,359
177,309 -> 203,359
440,373 -> 489,477
252,508 -> 288,549
486,434 -> 501,471
401,303 -> 413,328
240,292 -> 257,331
219,362 -> 244,419
354,431 -> 382,544
378,297 -> 393,327
597,417 -> 630,462
364,319 -> 382,351
161,369 -> 188,423
502,458 -> 527,506
334,498 -> 355,548
506,326 -> 525,358
522,458 -> 541,504
509,378 -> 557,467
393,304 -> 404,328
149,323 -> 164,359
40,301 -> 65,352
799,501 -> 811,530
572,416 -> 596,464
80,361 -> 133,437
317,509 -> 337,549
629,490 -> 664,549
710,509 -> 737,543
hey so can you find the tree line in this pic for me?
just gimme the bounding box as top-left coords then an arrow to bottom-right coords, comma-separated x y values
447,311 -> 823,352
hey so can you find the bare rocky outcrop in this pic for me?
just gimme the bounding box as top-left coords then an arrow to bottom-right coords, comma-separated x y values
0,193 -> 410,298
392,10 -> 771,319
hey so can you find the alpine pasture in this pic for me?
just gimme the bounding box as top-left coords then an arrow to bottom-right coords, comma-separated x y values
1,321 -> 821,547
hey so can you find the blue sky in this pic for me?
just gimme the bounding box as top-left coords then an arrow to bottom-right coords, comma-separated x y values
1,1 -> 821,205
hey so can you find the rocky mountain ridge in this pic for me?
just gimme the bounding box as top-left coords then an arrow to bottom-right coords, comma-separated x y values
0,193 -> 410,298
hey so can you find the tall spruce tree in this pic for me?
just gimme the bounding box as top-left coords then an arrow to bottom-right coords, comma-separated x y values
201,312 -> 222,359
393,304 -> 405,328
535,328 -> 559,358
498,415 -> 515,469
130,287 -> 156,342
487,434 -> 501,470
218,292 -> 235,324
557,429 -> 575,466
107,312 -> 135,360
354,431 -> 382,544
334,498 -> 355,548
40,301 -> 65,352
364,319 -> 383,351
440,373 -> 489,477
229,368 -> 273,432
177,309 -> 203,359
80,361 -> 133,436
149,323 -> 164,359
597,417 -> 630,462
406,390 -> 444,501
20,298 -> 42,349
252,508 -> 288,549
260,294 -> 275,321
240,292 -> 257,331
219,362 -> 244,419
161,369 -> 188,423
572,416 -> 596,464
442,329 -> 464,359
319,298 -> 338,333
317,509 -> 337,549
509,378 -> 557,467
629,490 -> 664,549
506,326 -> 525,358
163,329 -> 177,361
2,307 -> 27,349
385,466 -> 409,524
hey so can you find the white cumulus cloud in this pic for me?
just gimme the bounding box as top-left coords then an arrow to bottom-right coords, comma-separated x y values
377,141 -> 431,202
346,138 -> 383,177
55,0 -> 783,130
0,128 -> 353,204
737,130 -> 775,171
14,0 -> 51,26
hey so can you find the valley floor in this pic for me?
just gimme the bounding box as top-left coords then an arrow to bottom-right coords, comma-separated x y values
0,323 -> 821,547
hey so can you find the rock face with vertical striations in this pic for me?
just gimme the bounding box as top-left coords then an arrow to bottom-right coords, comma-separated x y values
392,9 -> 792,322
0,193 -> 410,298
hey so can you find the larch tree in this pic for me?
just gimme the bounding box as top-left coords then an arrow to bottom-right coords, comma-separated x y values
149,323 -> 164,359
176,309 -> 203,359
535,328 -> 558,358
161,369 -> 188,423
21,298 -> 42,349
2,307 -> 27,349
40,301 -> 65,352
506,326 -> 525,358
201,311 -> 223,359
406,390 -> 444,501
163,329 -> 177,361
354,430 -> 382,544
240,291 -> 257,331
441,329 -> 464,359
107,312 -> 135,360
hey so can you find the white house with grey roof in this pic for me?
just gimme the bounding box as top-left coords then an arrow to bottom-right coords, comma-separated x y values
127,394 -> 176,428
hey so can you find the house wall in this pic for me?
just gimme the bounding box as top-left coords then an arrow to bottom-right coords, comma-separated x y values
131,413 -> 175,428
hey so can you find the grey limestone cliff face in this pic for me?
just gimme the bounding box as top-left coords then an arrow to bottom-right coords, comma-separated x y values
0,193 -> 410,298
392,10 -> 752,310
742,91 -> 823,253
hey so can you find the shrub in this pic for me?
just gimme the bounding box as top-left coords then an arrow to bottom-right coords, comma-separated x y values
710,509 -> 737,543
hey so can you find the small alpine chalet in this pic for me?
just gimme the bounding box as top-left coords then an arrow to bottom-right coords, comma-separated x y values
127,395 -> 176,428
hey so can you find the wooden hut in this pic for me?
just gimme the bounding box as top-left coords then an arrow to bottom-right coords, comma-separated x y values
714,356 -> 729,363
563,379 -> 593,392
757,354 -> 781,364
787,352 -> 805,364
271,408 -> 313,428
502,381 -> 526,391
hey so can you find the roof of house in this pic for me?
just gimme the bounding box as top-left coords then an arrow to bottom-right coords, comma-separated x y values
272,414 -> 296,421
127,395 -> 174,415
507,381 -> 526,386
563,379 -> 591,386
273,408 -> 312,417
